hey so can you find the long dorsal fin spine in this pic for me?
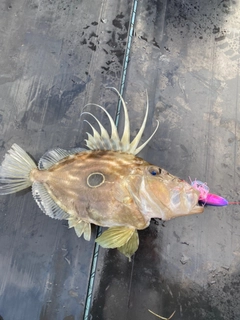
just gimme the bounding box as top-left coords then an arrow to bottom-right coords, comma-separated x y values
129,90 -> 149,154
84,120 -> 101,141
133,120 -> 159,155
107,87 -> 130,150
82,111 -> 110,141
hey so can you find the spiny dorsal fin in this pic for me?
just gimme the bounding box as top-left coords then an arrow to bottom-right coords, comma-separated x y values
84,103 -> 121,145
82,105 -> 121,151
38,147 -> 86,170
83,120 -> 107,150
82,88 -> 158,155
32,182 -> 69,220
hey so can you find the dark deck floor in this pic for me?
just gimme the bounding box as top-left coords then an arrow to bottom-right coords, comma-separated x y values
0,0 -> 240,319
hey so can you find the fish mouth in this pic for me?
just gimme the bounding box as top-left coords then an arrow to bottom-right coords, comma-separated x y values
136,176 -> 205,220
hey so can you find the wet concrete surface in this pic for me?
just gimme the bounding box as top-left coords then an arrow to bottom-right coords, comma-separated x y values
0,0 -> 240,319
91,0 -> 240,319
0,0 -> 129,319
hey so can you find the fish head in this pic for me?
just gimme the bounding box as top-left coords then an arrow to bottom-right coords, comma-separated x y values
126,164 -> 203,221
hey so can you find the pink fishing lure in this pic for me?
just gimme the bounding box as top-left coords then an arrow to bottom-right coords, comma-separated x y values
190,179 -> 228,206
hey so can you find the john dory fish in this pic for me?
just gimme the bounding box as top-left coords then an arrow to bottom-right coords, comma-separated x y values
0,88 -> 203,259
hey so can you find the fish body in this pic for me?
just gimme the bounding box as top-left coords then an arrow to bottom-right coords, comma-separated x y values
31,150 -> 150,230
0,88 -> 204,259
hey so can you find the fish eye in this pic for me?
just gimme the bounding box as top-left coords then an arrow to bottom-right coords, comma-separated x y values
148,167 -> 161,176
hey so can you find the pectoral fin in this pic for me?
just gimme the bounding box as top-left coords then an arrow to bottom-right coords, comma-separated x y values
95,226 -> 139,259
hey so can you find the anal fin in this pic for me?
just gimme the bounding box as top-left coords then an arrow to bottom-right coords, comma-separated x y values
96,226 -> 139,259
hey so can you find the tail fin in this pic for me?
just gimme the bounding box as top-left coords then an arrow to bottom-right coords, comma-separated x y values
0,144 -> 37,195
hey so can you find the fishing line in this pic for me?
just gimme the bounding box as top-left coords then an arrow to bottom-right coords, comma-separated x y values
83,227 -> 102,320
83,1 -> 139,319
115,0 -> 138,128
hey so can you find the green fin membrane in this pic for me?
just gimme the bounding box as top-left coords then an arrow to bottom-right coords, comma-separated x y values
118,229 -> 139,261
95,226 -> 135,249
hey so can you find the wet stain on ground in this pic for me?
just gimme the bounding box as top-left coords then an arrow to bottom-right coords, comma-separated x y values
21,76 -> 87,126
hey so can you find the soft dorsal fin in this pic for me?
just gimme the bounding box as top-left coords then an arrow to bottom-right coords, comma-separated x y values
32,182 -> 69,220
82,87 -> 159,155
38,147 -> 86,170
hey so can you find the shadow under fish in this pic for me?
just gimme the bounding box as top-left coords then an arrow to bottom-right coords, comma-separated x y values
0,88 -> 204,260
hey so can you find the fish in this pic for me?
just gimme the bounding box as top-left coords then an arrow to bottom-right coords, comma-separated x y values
0,87 -> 204,259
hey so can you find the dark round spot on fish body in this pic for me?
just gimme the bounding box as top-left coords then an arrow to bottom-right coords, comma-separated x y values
87,172 -> 105,188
